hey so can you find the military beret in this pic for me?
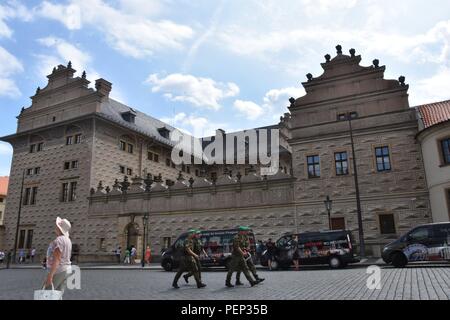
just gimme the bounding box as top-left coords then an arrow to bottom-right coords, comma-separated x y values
238,226 -> 250,231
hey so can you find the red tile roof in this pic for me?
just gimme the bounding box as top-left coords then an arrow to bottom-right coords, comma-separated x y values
416,100 -> 450,129
0,176 -> 9,196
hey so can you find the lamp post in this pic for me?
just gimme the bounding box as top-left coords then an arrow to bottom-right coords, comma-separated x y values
324,195 -> 333,230
339,112 -> 365,258
141,213 -> 149,267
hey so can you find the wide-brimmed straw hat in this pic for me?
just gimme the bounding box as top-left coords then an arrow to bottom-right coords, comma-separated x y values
56,217 -> 71,237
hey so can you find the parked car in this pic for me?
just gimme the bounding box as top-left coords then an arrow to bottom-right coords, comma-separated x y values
161,228 -> 256,271
260,230 -> 360,269
382,222 -> 450,268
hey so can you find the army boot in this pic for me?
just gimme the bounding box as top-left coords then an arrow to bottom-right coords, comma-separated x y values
172,282 -> 180,289
183,274 -> 189,283
255,276 -> 265,283
197,283 -> 207,289
235,281 -> 244,286
225,282 -> 234,288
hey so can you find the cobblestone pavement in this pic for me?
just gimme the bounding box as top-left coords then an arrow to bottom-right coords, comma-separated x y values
1,265 -> 450,300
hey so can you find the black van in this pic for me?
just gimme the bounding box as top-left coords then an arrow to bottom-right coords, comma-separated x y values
382,222 -> 450,267
260,230 -> 359,269
161,228 -> 256,271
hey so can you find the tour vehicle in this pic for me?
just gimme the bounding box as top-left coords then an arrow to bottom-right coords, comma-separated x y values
260,230 -> 360,269
161,228 -> 256,271
382,222 -> 450,268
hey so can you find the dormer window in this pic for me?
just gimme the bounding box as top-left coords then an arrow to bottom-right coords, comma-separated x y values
158,127 -> 170,139
121,110 -> 136,123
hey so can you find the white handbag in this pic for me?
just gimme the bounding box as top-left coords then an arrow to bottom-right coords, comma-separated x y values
34,284 -> 63,300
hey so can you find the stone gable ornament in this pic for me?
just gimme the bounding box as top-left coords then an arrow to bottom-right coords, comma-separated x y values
398,76 -> 406,86
82,71 -> 86,79
67,61 -> 72,69
105,186 -> 110,193
121,176 -> 130,192
188,177 -> 194,187
144,173 -> 153,192
349,48 -> 356,57
324,54 -> 331,62
35,87 -> 40,95
373,59 -> 380,68
336,44 -> 342,55
306,73 -> 313,82
289,97 -> 296,105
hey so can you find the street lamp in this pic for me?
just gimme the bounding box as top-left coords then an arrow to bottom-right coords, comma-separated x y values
339,111 -> 365,258
324,195 -> 333,230
141,213 -> 149,267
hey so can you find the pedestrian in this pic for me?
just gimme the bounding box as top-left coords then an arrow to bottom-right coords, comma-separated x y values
130,245 -> 137,264
144,246 -> 152,265
0,250 -> 4,264
291,235 -> 300,271
42,217 -> 72,298
18,248 -> 25,264
31,248 -> 36,263
115,246 -> 121,264
225,226 -> 258,288
6,250 -> 12,269
172,229 -> 206,289
183,230 -> 206,284
266,238 -> 276,271
124,248 -> 131,264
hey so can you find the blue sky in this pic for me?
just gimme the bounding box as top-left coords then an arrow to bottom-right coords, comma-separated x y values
0,0 -> 450,175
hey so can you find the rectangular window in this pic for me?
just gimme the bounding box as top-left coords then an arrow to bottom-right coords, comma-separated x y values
74,134 -> 82,144
211,172 -> 217,180
148,152 -> 153,161
23,188 -> 31,205
181,164 -> 186,172
0,211 -> 2,221
166,158 -> 171,167
331,217 -> 346,230
119,166 -> 125,174
66,136 -> 73,145
307,155 -> 320,178
30,187 -> 38,205
186,166 -> 190,174
120,141 -> 126,151
64,162 -> 70,170
26,168 -> 33,176
441,138 -> 450,164
171,162 -> 175,169
61,183 -> 69,202
154,154 -> 159,163
18,230 -> 26,248
26,230 -> 33,249
37,142 -> 43,152
375,146 -> 391,172
71,160 -> 78,169
69,182 -> 77,201
34,167 -> 40,175
127,168 -> 133,176
0,198 -> 3,202
335,152 -> 349,176
127,143 -> 133,154
379,214 -> 396,234
195,170 -> 199,177
29,144 -> 36,153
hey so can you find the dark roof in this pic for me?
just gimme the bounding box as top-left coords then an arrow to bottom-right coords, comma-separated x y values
416,100 -> 450,129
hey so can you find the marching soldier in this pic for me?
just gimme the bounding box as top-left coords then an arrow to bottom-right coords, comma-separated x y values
183,230 -> 207,284
225,226 -> 258,287
235,238 -> 265,286
172,229 -> 207,289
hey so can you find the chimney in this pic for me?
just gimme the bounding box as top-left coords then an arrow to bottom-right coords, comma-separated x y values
95,78 -> 112,100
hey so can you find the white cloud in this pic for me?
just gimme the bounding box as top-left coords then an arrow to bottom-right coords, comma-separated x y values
146,73 -> 239,111
0,46 -> 23,98
233,100 -> 264,120
37,1 -> 81,30
410,67 -> 450,106
161,112 -> 228,137
36,37 -> 100,82
0,1 -> 33,38
37,0 -> 194,58
0,142 -> 13,155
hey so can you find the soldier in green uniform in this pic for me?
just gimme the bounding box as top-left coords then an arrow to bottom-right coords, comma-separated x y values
225,226 -> 258,287
172,229 -> 207,289
235,235 -> 265,286
183,230 -> 207,283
